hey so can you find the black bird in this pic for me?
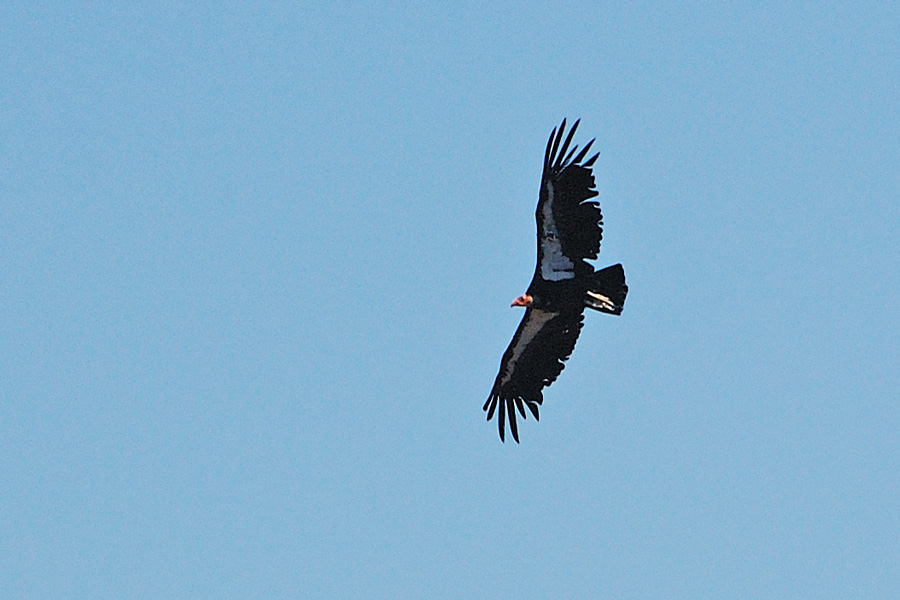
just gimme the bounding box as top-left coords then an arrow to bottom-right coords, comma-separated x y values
484,119 -> 627,442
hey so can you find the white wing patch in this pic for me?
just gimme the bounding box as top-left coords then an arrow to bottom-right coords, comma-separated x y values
499,308 -> 557,386
539,181 -> 575,282
585,291 -> 615,312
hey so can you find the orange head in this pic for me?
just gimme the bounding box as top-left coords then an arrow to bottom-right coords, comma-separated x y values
511,293 -> 533,307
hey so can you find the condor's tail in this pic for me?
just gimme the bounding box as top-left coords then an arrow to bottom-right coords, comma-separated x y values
584,264 -> 627,315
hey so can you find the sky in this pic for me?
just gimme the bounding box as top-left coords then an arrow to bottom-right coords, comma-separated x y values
2,2 -> 899,598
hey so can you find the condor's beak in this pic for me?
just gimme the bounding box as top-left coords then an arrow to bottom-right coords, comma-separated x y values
511,294 -> 533,307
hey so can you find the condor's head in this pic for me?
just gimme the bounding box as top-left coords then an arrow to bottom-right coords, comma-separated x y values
511,293 -> 533,307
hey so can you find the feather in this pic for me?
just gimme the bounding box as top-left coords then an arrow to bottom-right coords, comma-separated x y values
548,118 -> 567,168
507,400 -> 519,443
572,139 -> 595,164
555,119 -> 580,169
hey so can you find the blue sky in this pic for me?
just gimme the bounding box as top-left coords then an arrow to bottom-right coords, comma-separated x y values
3,3 -> 899,598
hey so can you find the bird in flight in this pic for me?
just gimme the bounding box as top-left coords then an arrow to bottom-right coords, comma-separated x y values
484,119 -> 627,442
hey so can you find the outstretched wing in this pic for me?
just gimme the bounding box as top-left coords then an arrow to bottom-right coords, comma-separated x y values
535,118 -> 603,283
484,307 -> 585,442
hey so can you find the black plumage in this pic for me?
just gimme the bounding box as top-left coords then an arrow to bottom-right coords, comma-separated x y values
484,119 -> 628,442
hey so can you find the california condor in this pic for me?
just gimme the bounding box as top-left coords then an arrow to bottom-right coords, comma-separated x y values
484,119 -> 627,442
